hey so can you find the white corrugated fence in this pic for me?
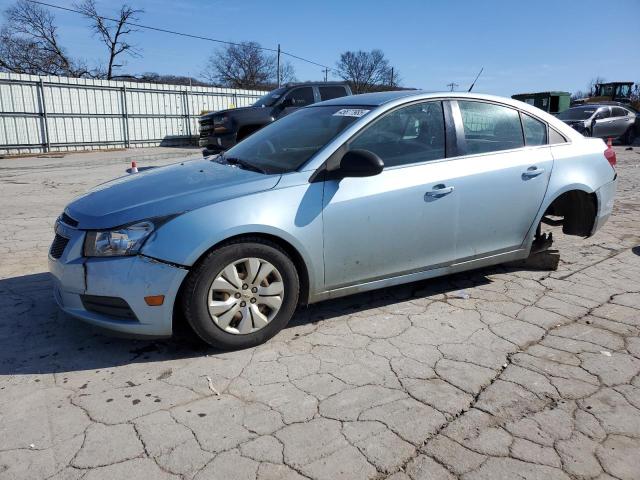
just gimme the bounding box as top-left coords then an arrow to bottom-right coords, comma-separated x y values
0,73 -> 267,155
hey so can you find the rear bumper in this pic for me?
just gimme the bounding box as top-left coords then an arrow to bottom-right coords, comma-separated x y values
592,176 -> 617,235
49,228 -> 188,337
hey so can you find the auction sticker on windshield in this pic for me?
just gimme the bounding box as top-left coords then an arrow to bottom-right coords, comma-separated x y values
333,109 -> 370,117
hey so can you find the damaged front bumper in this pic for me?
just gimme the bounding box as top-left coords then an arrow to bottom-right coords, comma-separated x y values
48,226 -> 188,338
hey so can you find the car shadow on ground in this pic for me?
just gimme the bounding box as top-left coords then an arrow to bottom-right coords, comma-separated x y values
0,263 -> 531,377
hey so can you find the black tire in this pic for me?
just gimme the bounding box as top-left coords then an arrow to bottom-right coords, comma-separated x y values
622,127 -> 636,146
181,238 -> 299,350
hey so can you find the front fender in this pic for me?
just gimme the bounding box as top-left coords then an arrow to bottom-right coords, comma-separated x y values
141,175 -> 325,298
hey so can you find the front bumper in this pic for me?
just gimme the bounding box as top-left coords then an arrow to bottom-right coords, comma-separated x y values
48,227 -> 188,337
592,175 -> 617,235
198,130 -> 236,150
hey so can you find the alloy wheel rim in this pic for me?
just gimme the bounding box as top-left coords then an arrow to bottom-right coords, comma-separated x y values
207,257 -> 284,335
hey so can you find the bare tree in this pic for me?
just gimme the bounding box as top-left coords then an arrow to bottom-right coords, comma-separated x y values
335,50 -> 398,93
571,90 -> 588,101
0,0 -> 85,76
278,61 -> 296,85
75,0 -> 142,80
204,41 -> 295,89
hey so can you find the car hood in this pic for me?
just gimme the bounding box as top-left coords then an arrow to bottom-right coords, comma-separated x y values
65,157 -> 281,229
201,106 -> 256,119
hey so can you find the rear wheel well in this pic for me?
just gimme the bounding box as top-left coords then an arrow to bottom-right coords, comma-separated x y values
543,190 -> 597,237
236,125 -> 262,142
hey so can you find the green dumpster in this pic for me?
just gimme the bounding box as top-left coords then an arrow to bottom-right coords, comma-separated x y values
511,91 -> 571,114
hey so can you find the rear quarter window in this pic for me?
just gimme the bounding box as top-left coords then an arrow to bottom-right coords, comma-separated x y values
521,113 -> 547,146
549,128 -> 568,145
319,86 -> 348,101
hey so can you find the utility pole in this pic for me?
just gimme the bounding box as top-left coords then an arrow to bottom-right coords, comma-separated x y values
390,67 -> 394,88
323,67 -> 329,82
277,44 -> 281,87
447,82 -> 459,92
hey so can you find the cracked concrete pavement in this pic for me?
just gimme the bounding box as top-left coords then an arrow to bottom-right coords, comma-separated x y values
1,146 -> 640,479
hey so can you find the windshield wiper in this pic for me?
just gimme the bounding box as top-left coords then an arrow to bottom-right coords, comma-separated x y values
219,155 -> 268,174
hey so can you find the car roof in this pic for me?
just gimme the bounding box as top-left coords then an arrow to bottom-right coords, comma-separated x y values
312,90 -> 586,144
570,103 -> 631,110
316,90 -> 571,110
316,90 -> 426,106
283,81 -> 349,87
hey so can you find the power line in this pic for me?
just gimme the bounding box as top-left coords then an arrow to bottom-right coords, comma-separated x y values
25,0 -> 334,71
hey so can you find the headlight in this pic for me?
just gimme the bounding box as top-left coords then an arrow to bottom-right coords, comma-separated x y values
213,115 -> 230,132
84,221 -> 155,257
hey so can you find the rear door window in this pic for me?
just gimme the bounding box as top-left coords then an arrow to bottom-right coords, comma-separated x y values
458,101 -> 524,154
612,107 -> 628,117
319,86 -> 348,101
521,113 -> 547,146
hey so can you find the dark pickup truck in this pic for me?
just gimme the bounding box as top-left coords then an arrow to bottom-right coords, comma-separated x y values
198,82 -> 352,152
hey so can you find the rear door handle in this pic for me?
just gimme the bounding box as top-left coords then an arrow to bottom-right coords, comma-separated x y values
523,166 -> 545,178
425,184 -> 454,198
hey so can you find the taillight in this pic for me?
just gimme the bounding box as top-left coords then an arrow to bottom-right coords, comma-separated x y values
604,146 -> 616,167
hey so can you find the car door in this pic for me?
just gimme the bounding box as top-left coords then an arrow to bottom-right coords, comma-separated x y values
451,100 -> 554,261
322,101 -> 459,289
610,107 -> 634,137
592,107 -> 614,137
277,86 -> 315,118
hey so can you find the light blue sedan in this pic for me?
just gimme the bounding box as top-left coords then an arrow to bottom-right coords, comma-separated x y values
50,91 -> 617,349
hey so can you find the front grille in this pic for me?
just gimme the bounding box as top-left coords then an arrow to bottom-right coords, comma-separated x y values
49,234 -> 69,259
81,295 -> 137,320
60,212 -> 78,227
200,118 -> 213,127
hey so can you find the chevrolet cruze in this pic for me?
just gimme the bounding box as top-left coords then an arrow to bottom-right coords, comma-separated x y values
49,91 -> 617,349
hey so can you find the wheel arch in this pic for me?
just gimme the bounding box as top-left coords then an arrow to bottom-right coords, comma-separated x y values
535,184 -> 599,239
175,231 -> 312,313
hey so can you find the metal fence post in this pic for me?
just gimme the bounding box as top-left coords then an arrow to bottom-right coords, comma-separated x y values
38,79 -> 50,153
183,90 -> 192,141
121,85 -> 130,148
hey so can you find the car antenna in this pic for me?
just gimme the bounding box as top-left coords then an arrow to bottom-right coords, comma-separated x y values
468,67 -> 484,92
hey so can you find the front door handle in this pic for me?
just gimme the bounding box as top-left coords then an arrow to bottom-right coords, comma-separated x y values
425,184 -> 454,199
522,166 -> 545,178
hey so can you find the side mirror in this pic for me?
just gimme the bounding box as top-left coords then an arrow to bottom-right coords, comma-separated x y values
335,149 -> 384,178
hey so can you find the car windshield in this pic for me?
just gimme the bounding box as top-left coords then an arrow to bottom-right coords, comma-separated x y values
220,106 -> 371,173
557,107 -> 597,120
253,87 -> 287,107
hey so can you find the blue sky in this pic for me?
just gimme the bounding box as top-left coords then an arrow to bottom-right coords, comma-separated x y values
1,0 -> 639,95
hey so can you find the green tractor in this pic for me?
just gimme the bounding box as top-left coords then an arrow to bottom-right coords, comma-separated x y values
574,81 -> 639,110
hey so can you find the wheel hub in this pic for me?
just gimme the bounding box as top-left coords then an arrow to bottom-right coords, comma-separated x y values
207,257 -> 284,335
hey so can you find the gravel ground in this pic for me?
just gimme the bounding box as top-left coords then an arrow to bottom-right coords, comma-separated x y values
1,145 -> 639,480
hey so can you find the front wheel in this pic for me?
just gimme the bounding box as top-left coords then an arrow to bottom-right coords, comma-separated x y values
182,239 -> 299,350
